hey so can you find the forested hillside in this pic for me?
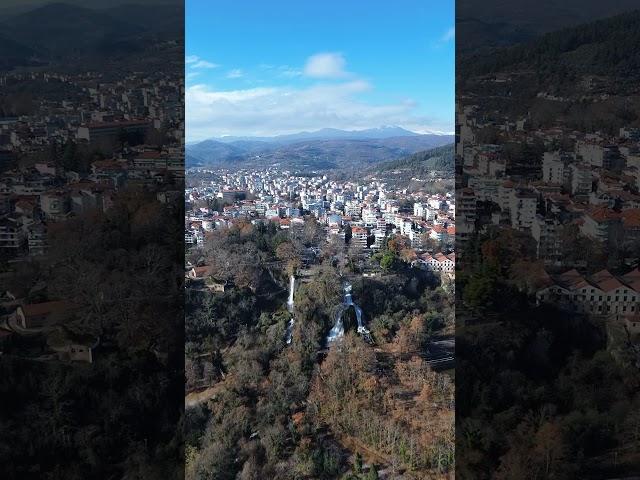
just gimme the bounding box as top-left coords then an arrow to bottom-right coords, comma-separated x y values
185,220 -> 454,479
462,10 -> 640,90
377,144 -> 454,174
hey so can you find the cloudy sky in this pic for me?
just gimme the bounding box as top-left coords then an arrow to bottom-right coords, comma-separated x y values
186,0 -> 454,141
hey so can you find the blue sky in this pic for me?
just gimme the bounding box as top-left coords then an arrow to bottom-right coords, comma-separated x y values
186,0 -> 454,141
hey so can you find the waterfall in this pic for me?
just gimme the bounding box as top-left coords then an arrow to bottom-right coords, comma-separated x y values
326,305 -> 346,342
327,281 -> 369,344
287,275 -> 295,311
285,275 -> 295,344
285,318 -> 294,344
354,305 -> 364,331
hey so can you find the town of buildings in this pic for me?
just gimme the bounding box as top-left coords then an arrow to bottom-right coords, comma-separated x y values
186,167 -> 455,275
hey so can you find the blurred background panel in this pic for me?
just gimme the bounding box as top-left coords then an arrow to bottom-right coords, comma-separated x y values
456,1 -> 640,478
0,1 -> 185,479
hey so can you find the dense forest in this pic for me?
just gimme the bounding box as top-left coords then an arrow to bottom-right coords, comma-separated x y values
185,220 -> 454,479
462,10 -> 640,81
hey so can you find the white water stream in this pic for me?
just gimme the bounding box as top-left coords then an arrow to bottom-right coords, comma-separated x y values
326,281 -> 370,344
285,275 -> 295,344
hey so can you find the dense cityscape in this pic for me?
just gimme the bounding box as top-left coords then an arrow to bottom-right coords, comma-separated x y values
186,167 -> 454,272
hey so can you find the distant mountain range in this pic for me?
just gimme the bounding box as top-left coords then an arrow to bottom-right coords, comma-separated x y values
210,126 -> 423,144
186,128 -> 454,170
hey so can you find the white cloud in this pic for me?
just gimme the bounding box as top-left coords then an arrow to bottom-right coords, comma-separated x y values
441,27 -> 455,42
226,69 -> 244,79
278,66 -> 302,78
185,50 -> 453,140
186,80 -> 450,141
258,64 -> 303,78
186,55 -> 220,69
192,60 -> 219,69
304,52 -> 348,78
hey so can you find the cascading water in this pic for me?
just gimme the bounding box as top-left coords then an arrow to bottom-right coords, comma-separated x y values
326,305 -> 346,342
287,275 -> 295,311
285,275 -> 295,344
326,281 -> 370,344
285,318 -> 294,344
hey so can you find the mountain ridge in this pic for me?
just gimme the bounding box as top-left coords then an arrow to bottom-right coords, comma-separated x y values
209,126 -> 430,144
186,132 -> 454,170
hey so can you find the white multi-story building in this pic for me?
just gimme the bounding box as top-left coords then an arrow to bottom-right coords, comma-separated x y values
458,188 -> 476,224
581,207 -> 623,245
509,189 -> 537,230
345,202 -> 361,217
542,152 -> 565,184
371,229 -> 386,250
350,226 -> 368,249
531,215 -> 562,264
362,207 -> 378,227
570,164 -> 592,197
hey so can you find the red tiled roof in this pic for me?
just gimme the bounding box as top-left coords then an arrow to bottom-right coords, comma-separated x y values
586,206 -> 620,223
590,269 -> 623,292
622,209 -> 640,229
191,266 -> 210,278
